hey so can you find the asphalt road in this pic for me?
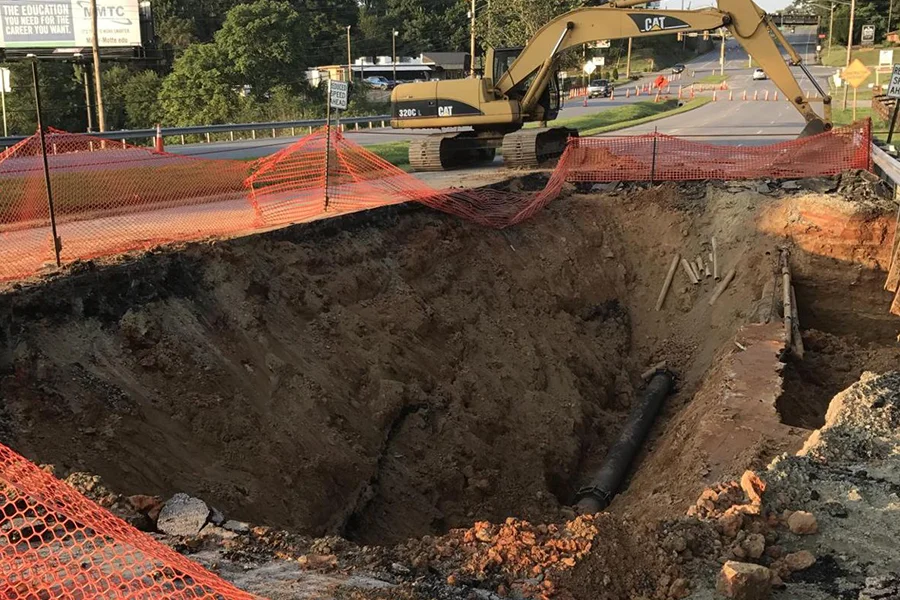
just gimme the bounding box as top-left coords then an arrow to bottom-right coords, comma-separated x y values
611,26 -> 835,144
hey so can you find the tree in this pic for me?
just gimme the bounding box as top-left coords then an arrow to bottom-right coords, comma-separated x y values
215,0 -> 308,94
122,71 -> 164,128
158,43 -> 238,125
0,62 -> 85,135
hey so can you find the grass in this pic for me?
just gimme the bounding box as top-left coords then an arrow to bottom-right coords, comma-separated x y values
546,97 -> 713,136
364,141 -> 411,168
697,74 -> 729,85
364,98 -> 713,167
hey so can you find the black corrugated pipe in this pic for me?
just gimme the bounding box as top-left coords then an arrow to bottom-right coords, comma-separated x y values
574,370 -> 675,513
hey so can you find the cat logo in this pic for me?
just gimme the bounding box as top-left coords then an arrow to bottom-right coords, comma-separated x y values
630,14 -> 690,33
438,106 -> 454,117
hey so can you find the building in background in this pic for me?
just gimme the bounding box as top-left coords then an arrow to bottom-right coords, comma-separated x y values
310,53 -> 470,86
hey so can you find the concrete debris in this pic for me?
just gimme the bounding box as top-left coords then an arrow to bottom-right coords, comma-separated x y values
756,183 -> 771,195
591,182 -> 619,193
157,493 -> 211,537
787,510 -> 818,535
716,561 -> 772,600
860,575 -> 900,600
740,533 -> 766,560
780,180 -> 802,190
210,506 -> 226,526
222,519 -> 251,534
798,177 -> 839,194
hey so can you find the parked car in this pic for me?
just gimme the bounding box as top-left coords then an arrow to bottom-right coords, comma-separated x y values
752,68 -> 767,80
364,76 -> 394,90
587,79 -> 613,98
671,64 -> 686,74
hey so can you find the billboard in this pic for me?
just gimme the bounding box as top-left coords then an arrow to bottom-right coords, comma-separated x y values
0,0 -> 141,49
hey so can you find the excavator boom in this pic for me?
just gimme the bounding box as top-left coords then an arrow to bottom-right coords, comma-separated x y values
391,0 -> 831,170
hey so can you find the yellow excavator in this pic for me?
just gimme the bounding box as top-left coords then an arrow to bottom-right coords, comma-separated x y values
390,0 -> 833,171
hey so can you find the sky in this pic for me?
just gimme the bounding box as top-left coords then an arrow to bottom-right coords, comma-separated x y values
659,0 -> 792,10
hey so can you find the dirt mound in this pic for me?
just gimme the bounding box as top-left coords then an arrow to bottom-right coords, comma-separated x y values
2,173 -> 899,599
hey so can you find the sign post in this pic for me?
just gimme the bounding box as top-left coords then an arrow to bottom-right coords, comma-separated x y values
0,67 -> 9,137
842,58 -> 873,122
325,79 -> 349,211
887,64 -> 900,144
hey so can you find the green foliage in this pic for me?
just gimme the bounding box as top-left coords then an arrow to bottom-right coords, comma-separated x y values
158,43 -> 238,125
122,71 -> 164,128
215,0 -> 307,94
0,61 -> 84,135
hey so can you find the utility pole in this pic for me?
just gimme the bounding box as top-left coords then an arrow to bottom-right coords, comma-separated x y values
90,0 -> 106,132
392,30 -> 398,83
719,28 -> 726,76
346,25 -> 352,82
889,0 -> 894,37
842,0 -> 856,110
828,2 -> 834,50
626,37 -> 633,79
470,0 -> 476,76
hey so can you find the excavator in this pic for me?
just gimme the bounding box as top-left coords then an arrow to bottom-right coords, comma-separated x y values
389,0 -> 833,171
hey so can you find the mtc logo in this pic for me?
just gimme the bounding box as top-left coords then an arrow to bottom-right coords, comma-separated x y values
644,17 -> 668,31
438,106 -> 454,117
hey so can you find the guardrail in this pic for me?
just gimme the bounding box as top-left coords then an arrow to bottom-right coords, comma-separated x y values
0,115 -> 392,149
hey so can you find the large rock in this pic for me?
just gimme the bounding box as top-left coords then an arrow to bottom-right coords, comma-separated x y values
783,550 -> 816,572
716,561 -> 772,600
156,493 -> 210,537
787,511 -> 818,535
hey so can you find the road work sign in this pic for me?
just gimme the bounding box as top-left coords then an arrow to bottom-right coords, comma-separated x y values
583,62 -> 597,75
888,65 -> 900,99
842,59 -> 872,89
329,80 -> 349,110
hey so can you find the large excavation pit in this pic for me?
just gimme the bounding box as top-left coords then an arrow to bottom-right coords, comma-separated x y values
1,174 -> 898,598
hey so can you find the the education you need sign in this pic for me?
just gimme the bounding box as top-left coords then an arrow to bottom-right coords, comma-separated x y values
0,0 -> 141,49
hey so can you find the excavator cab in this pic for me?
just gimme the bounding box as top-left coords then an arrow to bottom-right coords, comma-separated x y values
491,47 -> 563,122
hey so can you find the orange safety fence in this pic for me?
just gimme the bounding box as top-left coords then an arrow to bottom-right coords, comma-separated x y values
0,119 -> 876,598
0,444 -> 257,599
564,120 -> 872,183
0,120 -> 873,285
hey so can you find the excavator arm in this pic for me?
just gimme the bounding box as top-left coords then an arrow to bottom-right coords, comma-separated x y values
497,0 -> 830,134
390,0 -> 831,170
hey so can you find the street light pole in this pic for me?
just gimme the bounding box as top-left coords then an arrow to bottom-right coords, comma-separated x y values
842,0 -> 856,110
392,30 -> 398,83
346,25 -> 352,82
90,0 -> 106,132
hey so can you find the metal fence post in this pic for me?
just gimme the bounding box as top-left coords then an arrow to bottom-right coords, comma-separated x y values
31,60 -> 61,267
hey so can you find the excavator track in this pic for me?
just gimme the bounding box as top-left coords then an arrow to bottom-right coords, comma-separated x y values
409,132 -> 499,172
501,127 -> 579,168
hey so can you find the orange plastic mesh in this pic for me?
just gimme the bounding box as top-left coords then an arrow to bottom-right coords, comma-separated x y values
0,130 -> 254,282
564,121 -> 872,182
0,444 -> 257,599
0,120 -> 874,284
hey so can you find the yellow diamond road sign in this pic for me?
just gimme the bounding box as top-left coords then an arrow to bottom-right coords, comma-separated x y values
842,59 -> 872,88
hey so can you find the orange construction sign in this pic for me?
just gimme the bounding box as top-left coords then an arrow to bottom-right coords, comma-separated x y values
842,59 -> 872,88
654,75 -> 669,89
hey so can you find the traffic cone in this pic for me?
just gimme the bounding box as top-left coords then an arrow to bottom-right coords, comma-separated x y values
626,88 -> 631,98
678,85 -> 683,99
583,94 -> 588,107
655,90 -> 661,103
713,91 -> 717,102
743,90 -> 747,101
154,124 -> 164,153
774,91 -> 779,101
753,90 -> 758,101
765,90 -> 770,101
729,90 -> 733,101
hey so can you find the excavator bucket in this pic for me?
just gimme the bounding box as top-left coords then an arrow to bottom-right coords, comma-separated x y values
798,118 -> 830,138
